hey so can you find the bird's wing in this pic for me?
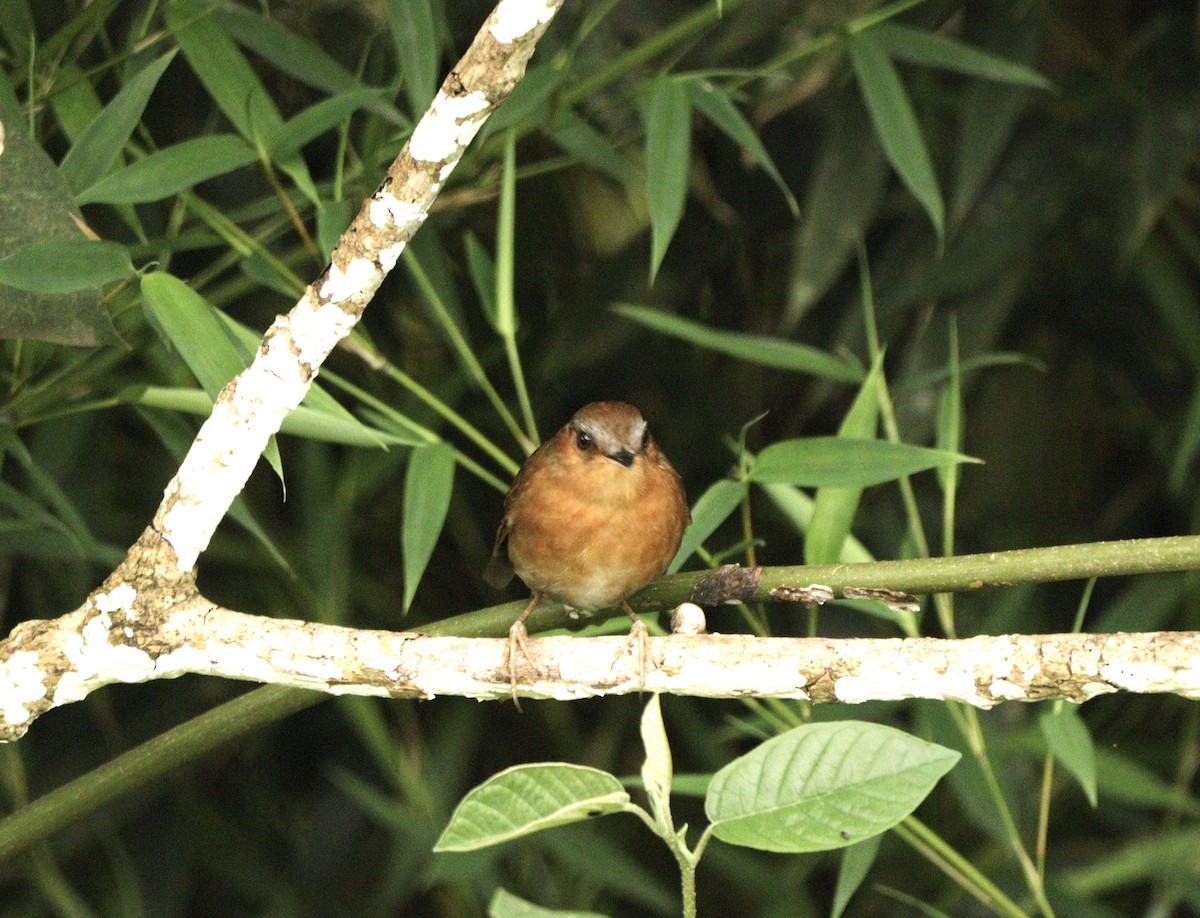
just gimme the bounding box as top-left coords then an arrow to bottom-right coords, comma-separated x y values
483,515 -> 515,589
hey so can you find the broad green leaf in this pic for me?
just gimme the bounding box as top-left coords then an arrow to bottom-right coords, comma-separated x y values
489,888 -> 610,918
750,437 -> 980,487
845,31 -> 944,244
550,109 -> 639,186
1040,707 -> 1098,808
613,303 -> 863,383
386,0 -> 439,117
639,695 -> 673,828
642,75 -> 691,283
669,478 -> 744,573
128,387 -> 418,448
0,105 -> 113,344
686,78 -> 798,216
267,88 -> 389,161
706,722 -> 960,852
77,135 -> 258,205
0,239 -> 134,293
870,23 -> 1051,90
402,441 -> 456,612
805,358 -> 883,565
59,51 -> 178,192
832,834 -> 883,918
435,764 -> 630,852
0,0 -> 33,60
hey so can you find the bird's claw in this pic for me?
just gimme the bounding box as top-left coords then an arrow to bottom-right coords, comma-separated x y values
502,620 -> 536,708
616,618 -> 652,690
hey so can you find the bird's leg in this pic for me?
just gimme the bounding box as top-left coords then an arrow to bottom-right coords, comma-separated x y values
502,593 -> 542,706
617,601 -> 651,690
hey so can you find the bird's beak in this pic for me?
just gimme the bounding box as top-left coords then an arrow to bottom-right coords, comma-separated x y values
608,449 -> 635,468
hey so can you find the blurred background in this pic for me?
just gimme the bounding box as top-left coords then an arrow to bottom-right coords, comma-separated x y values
2,0 -> 1199,914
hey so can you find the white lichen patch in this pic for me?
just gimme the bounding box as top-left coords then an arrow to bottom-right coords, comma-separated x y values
318,256 -> 381,305
1,651 -> 47,725
368,191 -> 427,232
268,650 -> 344,682
154,644 -> 213,677
379,241 -> 406,273
491,0 -> 557,43
288,293 -> 361,367
834,668 -> 988,707
988,678 -> 1028,701
94,582 -> 137,614
408,91 -> 490,163
56,612 -> 157,704
1101,660 -> 1175,692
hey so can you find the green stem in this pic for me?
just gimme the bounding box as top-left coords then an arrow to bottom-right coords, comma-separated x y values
895,817 -> 1027,918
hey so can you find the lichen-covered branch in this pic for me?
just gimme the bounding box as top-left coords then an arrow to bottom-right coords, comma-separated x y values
3,595 -> 1198,739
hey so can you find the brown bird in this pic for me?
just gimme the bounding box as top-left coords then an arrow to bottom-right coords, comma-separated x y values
485,401 -> 690,697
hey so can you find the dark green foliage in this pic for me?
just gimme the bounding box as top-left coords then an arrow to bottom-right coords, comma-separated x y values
2,0 -> 1199,915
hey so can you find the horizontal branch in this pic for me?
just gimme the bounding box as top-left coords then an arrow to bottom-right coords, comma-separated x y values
4,589 -> 1199,739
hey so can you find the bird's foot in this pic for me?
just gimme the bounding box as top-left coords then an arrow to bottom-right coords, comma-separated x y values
501,619 -> 536,708
615,618 -> 652,690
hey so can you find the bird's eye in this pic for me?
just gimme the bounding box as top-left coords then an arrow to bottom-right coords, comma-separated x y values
640,428 -> 651,452
575,430 -> 594,451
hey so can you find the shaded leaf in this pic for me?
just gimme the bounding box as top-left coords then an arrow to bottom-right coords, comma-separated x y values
550,109 -> 639,186
489,889 -> 610,918
669,478 -> 744,573
686,78 -> 798,216
706,722 -> 959,852
59,50 -> 178,193
832,834 -> 883,918
0,105 -> 114,344
751,437 -> 979,487
386,0 -> 439,117
77,135 -> 258,205
1040,707 -> 1098,808
402,441 -> 456,612
0,239 -> 134,293
870,23 -> 1051,89
613,303 -> 862,383
845,31 -> 944,243
642,75 -> 691,283
435,764 -> 629,852
268,88 -> 389,161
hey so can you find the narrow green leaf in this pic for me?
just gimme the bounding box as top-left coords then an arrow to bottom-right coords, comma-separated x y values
77,135 -> 258,205
686,78 -> 798,216
140,273 -> 247,399
165,1 -> 284,144
1094,748 -> 1200,817
639,695 -> 673,828
669,478 -> 745,573
59,50 -> 178,192
642,75 -> 691,283
435,764 -> 630,852
870,23 -> 1051,90
402,441 -> 456,612
267,88 -> 389,161
494,130 -> 518,338
484,64 -> 563,136
128,387 -> 418,448
464,231 -> 498,329
751,437 -> 979,487
806,358 -> 884,564
550,109 -> 639,186
613,303 -> 863,383
0,239 -> 134,293
760,484 -> 876,564
386,0 -> 439,117
845,32 -> 944,243
832,834 -> 883,918
1040,707 -> 1098,808
936,319 -> 962,495
705,722 -> 960,852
